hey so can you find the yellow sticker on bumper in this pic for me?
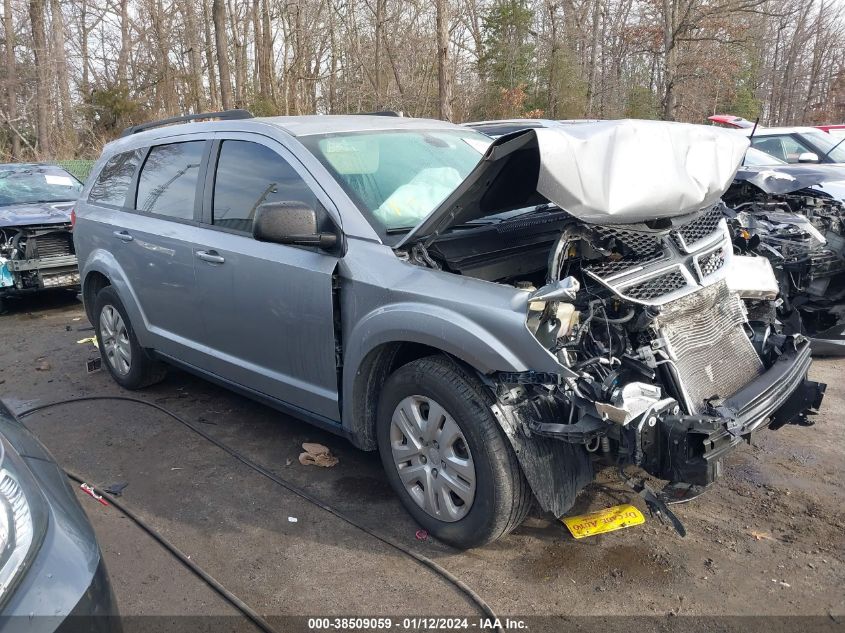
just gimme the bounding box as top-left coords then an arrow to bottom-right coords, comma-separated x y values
562,504 -> 645,539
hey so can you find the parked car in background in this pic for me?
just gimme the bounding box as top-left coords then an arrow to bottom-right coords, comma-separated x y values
74,112 -> 824,548
0,164 -> 82,312
723,147 -> 845,355
0,400 -> 120,630
708,114 -> 757,129
742,126 -> 845,165
816,124 -> 845,139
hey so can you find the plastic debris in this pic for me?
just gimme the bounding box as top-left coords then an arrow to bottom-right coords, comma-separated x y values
415,529 -> 429,541
77,336 -> 99,349
288,517 -> 298,523
80,483 -> 109,506
298,442 -> 339,467
103,482 -> 128,496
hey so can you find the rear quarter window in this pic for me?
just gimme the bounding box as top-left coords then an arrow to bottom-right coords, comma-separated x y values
88,149 -> 143,207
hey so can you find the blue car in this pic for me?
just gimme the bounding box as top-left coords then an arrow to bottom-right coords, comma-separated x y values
0,164 -> 83,312
0,401 -> 119,631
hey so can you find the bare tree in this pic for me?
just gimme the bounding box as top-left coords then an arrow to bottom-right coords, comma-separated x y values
212,0 -> 233,109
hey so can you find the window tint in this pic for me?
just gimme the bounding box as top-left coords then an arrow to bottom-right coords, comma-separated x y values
212,140 -> 318,232
136,141 -> 205,219
88,149 -> 142,207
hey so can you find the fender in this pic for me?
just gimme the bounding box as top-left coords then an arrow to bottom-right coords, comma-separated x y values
341,301 -> 540,437
80,249 -> 154,348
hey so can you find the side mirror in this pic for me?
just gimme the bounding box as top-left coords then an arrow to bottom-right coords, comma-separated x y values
253,201 -> 338,250
797,152 -> 820,163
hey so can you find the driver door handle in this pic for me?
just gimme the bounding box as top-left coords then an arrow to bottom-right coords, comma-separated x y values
196,250 -> 225,264
113,230 -> 133,242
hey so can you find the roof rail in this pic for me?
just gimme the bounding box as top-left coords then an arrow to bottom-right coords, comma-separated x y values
120,109 -> 254,137
357,110 -> 403,117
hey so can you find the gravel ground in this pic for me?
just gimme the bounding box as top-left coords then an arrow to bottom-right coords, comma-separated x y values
1,291 -> 843,631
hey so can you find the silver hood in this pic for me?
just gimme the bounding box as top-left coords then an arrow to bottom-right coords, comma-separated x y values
398,119 -> 749,247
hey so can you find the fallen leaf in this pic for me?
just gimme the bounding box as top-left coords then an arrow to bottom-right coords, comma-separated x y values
298,442 -> 339,467
750,531 -> 775,541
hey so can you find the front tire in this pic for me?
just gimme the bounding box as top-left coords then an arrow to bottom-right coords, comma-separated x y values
376,356 -> 531,548
93,286 -> 166,389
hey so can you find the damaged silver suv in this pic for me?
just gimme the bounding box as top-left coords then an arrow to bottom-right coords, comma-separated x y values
74,112 -> 826,548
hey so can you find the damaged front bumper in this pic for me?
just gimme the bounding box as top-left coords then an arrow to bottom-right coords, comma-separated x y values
0,254 -> 80,294
641,339 -> 824,486
494,338 -> 825,516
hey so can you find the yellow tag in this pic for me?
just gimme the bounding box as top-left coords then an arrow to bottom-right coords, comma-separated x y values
562,504 -> 645,539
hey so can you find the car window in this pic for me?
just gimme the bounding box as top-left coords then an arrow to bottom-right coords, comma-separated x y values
743,147 -> 787,166
802,130 -> 845,162
0,165 -> 82,207
136,141 -> 205,219
753,135 -> 814,163
300,129 -> 486,241
212,140 -> 318,233
88,149 -> 143,207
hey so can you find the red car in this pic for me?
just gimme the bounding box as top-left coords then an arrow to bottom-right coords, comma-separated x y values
816,124 -> 845,138
707,114 -> 756,129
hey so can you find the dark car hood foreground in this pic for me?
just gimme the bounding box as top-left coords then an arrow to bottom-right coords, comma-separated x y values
733,164 -> 845,195
397,119 -> 749,247
0,202 -> 74,227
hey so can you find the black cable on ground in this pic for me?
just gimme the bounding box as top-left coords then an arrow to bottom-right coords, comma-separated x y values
64,470 -> 279,633
18,395 -> 504,631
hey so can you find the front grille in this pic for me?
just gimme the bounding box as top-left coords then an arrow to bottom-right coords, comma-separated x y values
624,270 -> 687,301
674,207 -> 723,250
655,281 -> 763,414
592,226 -> 663,257
586,251 -> 666,278
698,249 -> 726,277
33,232 -> 74,258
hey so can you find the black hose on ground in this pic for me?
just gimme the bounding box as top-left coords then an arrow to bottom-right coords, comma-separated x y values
63,469 -> 279,633
17,395 -> 504,633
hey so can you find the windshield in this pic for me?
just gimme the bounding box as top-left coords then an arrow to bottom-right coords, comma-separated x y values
802,130 -> 845,162
300,129 -> 489,242
0,165 -> 82,207
743,147 -> 787,166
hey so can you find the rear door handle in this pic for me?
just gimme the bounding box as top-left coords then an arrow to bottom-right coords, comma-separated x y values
196,250 -> 225,264
113,230 -> 133,242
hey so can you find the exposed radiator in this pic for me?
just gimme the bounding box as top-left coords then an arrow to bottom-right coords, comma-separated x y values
655,280 -> 764,413
32,231 -> 74,258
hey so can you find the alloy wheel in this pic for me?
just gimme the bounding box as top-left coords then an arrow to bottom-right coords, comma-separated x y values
99,305 -> 132,376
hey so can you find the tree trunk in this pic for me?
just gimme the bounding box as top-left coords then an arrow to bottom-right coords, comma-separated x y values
29,0 -> 51,156
182,0 -> 206,112
435,0 -> 452,120
213,0 -> 233,109
203,0 -> 220,109
116,0 -> 129,86
3,0 -> 19,158
261,0 -> 273,101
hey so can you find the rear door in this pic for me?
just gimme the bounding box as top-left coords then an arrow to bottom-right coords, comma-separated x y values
191,134 -> 342,421
109,138 -> 211,363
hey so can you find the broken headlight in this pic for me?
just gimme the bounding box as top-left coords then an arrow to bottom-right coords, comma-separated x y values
0,437 -> 47,602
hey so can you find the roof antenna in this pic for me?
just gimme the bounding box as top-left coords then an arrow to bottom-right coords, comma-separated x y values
748,117 -> 760,141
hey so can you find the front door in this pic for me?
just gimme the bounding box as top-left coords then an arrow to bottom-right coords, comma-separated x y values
191,135 -> 341,421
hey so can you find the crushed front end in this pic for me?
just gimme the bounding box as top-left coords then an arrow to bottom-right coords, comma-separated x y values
0,221 -> 79,302
498,206 -> 825,502
723,178 -> 845,354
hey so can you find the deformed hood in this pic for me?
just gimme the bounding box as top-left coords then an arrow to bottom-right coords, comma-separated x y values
398,119 -> 749,247
0,201 -> 74,227
733,165 -> 843,196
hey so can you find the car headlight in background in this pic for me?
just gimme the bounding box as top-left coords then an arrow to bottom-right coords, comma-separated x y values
0,437 -> 47,603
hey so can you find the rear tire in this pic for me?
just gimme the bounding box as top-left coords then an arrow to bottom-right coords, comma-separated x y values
93,286 -> 166,389
376,356 -> 531,548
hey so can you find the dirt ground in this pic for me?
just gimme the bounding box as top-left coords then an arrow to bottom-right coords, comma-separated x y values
1,291 -> 843,630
